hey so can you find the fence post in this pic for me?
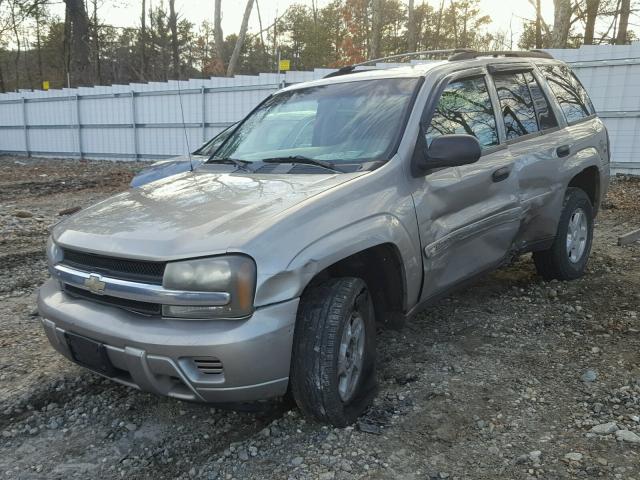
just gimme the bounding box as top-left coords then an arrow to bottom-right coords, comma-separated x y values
201,86 -> 206,143
22,97 -> 30,157
130,91 -> 138,160
75,95 -> 82,159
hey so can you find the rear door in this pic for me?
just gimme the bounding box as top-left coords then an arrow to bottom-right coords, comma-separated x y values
412,71 -> 522,301
537,62 -> 609,208
488,65 -> 565,250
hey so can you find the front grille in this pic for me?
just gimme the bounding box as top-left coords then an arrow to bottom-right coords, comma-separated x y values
193,357 -> 224,375
62,249 -> 165,285
65,285 -> 161,316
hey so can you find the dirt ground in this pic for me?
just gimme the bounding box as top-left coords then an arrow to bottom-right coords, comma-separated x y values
0,155 -> 639,480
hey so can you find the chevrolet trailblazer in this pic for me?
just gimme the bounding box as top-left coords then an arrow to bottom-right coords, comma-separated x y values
39,49 -> 610,426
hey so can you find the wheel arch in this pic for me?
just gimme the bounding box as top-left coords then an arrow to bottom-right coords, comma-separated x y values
253,215 -> 421,319
304,243 -> 407,327
567,166 -> 601,216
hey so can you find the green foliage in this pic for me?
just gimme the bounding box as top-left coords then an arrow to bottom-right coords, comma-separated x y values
0,0 -> 500,91
518,20 -> 552,49
0,0 -> 510,91
4,0 -> 631,92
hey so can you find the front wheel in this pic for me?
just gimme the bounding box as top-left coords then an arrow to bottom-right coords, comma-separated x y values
533,187 -> 594,281
290,277 -> 376,426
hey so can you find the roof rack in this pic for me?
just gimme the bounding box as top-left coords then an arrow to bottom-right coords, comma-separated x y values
448,49 -> 554,61
323,49 -> 470,78
323,48 -> 554,78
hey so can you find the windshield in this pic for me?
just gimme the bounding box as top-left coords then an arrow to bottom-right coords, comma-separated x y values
193,124 -> 235,156
211,78 -> 420,166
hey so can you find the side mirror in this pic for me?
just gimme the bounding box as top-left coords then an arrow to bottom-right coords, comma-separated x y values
411,132 -> 482,177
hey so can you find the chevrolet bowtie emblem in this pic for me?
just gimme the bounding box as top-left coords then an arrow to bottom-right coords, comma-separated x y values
84,274 -> 106,294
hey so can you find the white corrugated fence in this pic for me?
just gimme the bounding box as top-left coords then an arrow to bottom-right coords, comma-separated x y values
0,43 -> 638,174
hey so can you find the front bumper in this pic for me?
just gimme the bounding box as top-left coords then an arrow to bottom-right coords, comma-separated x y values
37,278 -> 298,403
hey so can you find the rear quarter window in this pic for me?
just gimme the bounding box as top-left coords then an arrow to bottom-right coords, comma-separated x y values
538,64 -> 595,123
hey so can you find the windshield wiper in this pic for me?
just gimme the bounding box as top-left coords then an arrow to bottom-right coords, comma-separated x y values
207,157 -> 252,171
261,155 -> 343,173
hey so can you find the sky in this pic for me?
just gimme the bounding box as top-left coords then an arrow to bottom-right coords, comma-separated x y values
49,0 -> 558,44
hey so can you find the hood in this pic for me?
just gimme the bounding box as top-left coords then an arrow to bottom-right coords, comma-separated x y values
54,169 -> 365,260
130,155 -> 207,188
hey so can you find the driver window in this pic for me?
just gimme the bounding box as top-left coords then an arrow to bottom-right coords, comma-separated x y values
426,76 -> 499,149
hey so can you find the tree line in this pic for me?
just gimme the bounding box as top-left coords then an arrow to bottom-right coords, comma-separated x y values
0,0 -> 637,93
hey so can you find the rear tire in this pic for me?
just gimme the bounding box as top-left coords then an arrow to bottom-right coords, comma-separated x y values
290,277 -> 376,426
533,187 -> 594,281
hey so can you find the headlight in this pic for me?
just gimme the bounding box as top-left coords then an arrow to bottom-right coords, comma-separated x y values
162,255 -> 256,319
46,236 -> 63,270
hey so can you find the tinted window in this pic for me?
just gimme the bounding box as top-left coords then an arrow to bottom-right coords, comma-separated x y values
426,77 -> 498,148
524,72 -> 558,130
494,73 -> 539,139
539,64 -> 595,123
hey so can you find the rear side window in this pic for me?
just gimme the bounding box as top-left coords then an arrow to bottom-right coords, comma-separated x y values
426,77 -> 499,148
493,72 -> 539,139
539,64 -> 595,123
524,72 -> 558,130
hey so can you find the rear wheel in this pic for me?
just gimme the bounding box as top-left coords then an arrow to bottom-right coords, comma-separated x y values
533,187 -> 594,281
290,277 -> 376,426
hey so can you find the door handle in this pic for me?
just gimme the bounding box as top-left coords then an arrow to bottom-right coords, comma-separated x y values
556,145 -> 571,157
492,166 -> 511,182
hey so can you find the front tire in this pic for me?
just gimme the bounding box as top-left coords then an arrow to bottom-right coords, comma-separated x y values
290,277 -> 376,426
533,187 -> 594,281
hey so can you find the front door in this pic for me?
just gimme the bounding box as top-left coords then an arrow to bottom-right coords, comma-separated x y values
411,74 -> 522,301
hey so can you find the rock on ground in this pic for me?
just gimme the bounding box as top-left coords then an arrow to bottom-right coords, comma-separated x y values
1,156 -> 640,479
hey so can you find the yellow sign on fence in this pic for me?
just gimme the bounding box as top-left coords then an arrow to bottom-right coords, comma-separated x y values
42,80 -> 50,91
279,59 -> 291,71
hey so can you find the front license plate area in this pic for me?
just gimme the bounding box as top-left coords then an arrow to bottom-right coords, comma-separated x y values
65,331 -> 117,376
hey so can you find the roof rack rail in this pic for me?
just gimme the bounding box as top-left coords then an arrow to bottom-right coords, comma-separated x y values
323,48 -> 471,78
322,48 -> 554,79
448,49 -> 554,61
530,49 -> 555,58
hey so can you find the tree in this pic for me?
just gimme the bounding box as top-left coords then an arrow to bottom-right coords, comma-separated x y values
582,0 -> 600,44
439,0 -> 492,49
615,0 -> 631,44
2,0 -> 52,90
139,0 -> 147,80
1,0 -> 639,92
33,3 -> 44,85
227,0 -> 254,76
369,0 -> 383,59
378,0 -> 405,55
406,0 -> 416,51
64,0 -> 91,86
148,4 -> 171,80
434,0 -> 446,48
90,0 -> 101,84
552,0 -> 572,47
320,0 -> 347,63
213,0 -> 224,73
168,0 -> 180,78
340,0 -> 372,63
519,19 -> 552,48
535,0 -> 542,48
281,5 -> 309,68
9,0 -> 22,89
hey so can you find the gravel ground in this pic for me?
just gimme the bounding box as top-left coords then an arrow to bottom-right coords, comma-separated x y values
1,155 -> 639,480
